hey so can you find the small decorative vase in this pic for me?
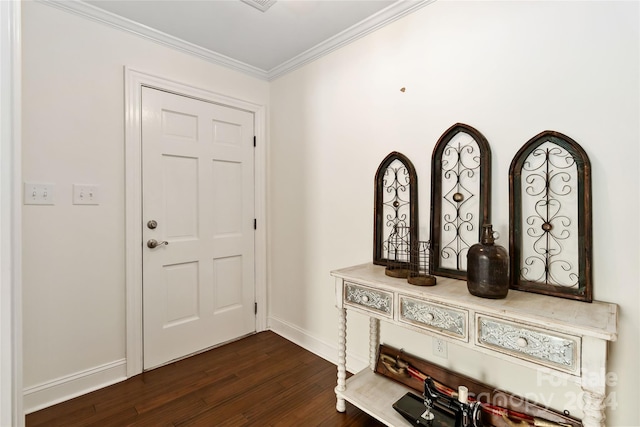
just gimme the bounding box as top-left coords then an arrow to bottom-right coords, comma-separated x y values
467,224 -> 509,299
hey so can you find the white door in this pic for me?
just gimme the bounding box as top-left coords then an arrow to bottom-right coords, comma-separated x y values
141,87 -> 255,369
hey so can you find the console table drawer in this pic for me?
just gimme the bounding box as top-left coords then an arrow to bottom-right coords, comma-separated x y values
398,295 -> 468,340
344,282 -> 393,318
477,315 -> 580,374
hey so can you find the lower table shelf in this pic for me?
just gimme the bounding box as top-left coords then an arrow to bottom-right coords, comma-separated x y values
338,369 -> 415,427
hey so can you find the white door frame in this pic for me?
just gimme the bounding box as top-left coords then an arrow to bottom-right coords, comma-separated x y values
1,0 -> 23,425
124,68 -> 267,376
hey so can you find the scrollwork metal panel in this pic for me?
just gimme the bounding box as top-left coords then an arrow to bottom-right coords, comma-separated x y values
344,283 -> 393,316
431,124 -> 491,279
399,295 -> 467,339
478,316 -> 578,373
374,152 -> 418,267
509,131 -> 592,302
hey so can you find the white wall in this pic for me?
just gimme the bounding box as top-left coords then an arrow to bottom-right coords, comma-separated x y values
269,1 -> 639,425
21,1 -> 269,412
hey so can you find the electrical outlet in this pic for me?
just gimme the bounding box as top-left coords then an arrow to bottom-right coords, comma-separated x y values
433,338 -> 448,358
73,184 -> 100,205
24,182 -> 55,205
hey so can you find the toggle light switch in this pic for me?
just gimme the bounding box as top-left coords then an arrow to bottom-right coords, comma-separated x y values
24,182 -> 55,205
73,184 -> 100,205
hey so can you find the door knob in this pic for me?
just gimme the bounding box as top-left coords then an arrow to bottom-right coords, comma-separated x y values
147,239 -> 169,248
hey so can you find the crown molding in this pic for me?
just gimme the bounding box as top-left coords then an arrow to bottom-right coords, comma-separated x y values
266,0 -> 435,80
40,0 -> 268,79
39,0 -> 434,81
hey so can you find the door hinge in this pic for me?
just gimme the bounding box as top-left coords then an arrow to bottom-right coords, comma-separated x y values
253,136 -> 256,147
254,302 -> 258,314
254,218 -> 257,230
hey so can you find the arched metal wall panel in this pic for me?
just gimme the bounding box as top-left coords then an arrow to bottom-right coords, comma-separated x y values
373,151 -> 418,267
430,123 -> 491,280
509,131 -> 592,302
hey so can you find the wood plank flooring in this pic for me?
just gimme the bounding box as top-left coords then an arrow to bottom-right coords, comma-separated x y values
26,331 -> 386,426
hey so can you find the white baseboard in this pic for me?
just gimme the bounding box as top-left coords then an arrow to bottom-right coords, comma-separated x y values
23,359 -> 127,414
268,316 -> 368,374
23,321 -> 366,414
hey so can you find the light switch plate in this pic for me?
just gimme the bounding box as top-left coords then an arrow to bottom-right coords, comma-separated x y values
73,184 -> 99,205
24,182 -> 55,205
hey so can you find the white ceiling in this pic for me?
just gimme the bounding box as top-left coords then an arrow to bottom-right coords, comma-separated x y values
46,0 -> 432,80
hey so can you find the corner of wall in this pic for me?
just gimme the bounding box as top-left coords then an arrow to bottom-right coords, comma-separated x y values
267,316 -> 368,374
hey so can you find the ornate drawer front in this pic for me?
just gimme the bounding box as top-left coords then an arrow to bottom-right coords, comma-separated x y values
344,282 -> 393,318
477,315 -> 580,374
398,295 -> 468,340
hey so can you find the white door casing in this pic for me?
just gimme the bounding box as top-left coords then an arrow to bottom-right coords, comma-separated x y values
125,68 -> 267,376
1,1 -> 23,425
141,87 -> 255,369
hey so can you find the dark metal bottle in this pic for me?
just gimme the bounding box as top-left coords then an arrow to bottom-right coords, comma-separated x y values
467,224 -> 509,299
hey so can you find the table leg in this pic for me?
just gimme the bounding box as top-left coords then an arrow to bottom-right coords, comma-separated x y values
369,317 -> 380,370
582,391 -> 606,427
336,307 -> 347,412
580,336 -> 607,427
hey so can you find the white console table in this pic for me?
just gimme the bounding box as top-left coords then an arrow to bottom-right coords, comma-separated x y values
332,263 -> 618,427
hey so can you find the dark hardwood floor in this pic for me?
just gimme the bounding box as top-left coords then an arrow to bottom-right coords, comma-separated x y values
26,331 -> 386,426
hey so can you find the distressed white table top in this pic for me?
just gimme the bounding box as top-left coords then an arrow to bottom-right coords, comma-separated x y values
331,263 -> 617,342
